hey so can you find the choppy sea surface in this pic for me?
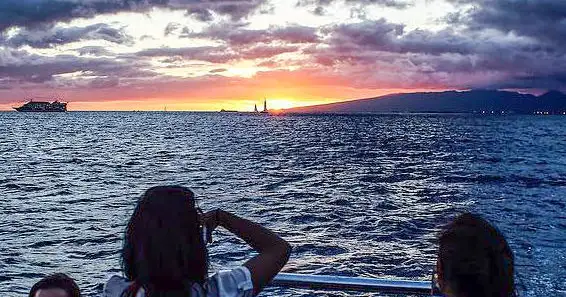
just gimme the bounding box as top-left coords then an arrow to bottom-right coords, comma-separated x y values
0,112 -> 564,297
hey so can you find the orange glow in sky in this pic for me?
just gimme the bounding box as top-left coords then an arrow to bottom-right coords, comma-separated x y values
0,87 -> 441,111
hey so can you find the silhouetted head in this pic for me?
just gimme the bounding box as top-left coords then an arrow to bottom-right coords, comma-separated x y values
29,273 -> 80,297
437,213 -> 515,297
122,186 -> 207,297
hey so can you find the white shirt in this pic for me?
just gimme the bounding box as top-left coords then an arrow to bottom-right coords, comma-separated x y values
103,267 -> 254,297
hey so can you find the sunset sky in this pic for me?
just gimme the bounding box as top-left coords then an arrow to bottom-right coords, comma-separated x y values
0,0 -> 565,111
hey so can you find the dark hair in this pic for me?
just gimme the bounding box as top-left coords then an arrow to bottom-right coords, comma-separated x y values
438,213 -> 516,297
122,186 -> 208,297
29,273 -> 81,297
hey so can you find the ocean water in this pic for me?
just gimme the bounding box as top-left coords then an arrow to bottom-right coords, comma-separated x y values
0,112 -> 564,297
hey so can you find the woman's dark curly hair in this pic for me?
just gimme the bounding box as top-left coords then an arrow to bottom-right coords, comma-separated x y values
121,186 -> 208,297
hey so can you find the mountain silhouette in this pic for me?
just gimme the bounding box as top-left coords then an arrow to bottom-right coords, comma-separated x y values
284,90 -> 566,114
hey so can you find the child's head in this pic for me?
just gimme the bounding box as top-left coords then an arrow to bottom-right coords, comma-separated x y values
29,273 -> 80,297
437,213 -> 515,297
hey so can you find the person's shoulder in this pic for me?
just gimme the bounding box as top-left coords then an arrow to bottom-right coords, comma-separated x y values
207,267 -> 253,297
103,275 -> 130,297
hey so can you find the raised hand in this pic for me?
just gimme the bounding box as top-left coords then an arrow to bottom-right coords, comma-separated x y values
200,209 -> 221,243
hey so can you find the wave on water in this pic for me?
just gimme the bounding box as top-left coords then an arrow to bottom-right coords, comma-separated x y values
0,112 -> 564,297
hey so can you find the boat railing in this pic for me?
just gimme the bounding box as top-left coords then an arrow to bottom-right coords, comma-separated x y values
271,273 -> 439,296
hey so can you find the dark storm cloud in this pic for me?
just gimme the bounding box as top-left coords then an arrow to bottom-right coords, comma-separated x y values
187,24 -> 319,45
137,46 -> 239,63
210,0 -> 268,20
297,0 -> 411,9
240,45 -> 299,59
439,0 -> 566,88
296,0 -> 411,15
478,72 -> 566,90
164,22 -> 181,36
4,23 -> 133,48
137,43 -> 299,62
0,0 -> 267,32
0,48 -> 155,84
320,19 -> 480,57
88,76 -> 120,88
310,17 -> 566,89
2,0 -> 565,93
323,19 -> 404,51
448,0 -> 566,45
270,26 -> 320,44
0,0 -> 158,31
183,0 -> 271,22
321,18 -> 562,61
186,6 -> 213,22
77,46 -> 114,56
